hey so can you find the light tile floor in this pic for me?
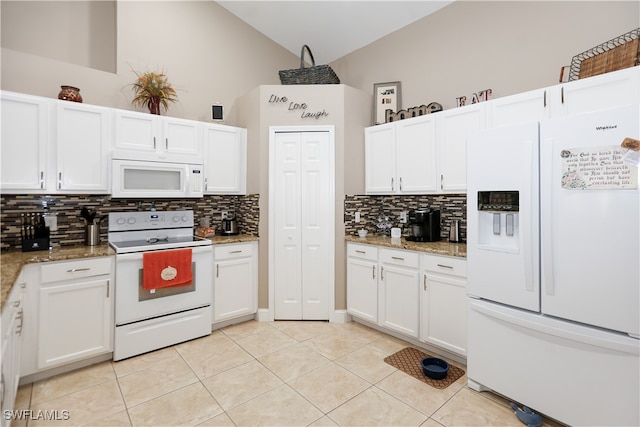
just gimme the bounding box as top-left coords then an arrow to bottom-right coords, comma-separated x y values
13,320 -> 563,427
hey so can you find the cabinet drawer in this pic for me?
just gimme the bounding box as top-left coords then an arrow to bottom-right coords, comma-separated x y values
214,243 -> 254,260
347,243 -> 378,261
41,257 -> 112,283
422,254 -> 466,277
379,248 -> 419,268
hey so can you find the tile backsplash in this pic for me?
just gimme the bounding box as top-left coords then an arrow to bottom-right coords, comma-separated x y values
0,194 -> 259,251
345,194 -> 466,242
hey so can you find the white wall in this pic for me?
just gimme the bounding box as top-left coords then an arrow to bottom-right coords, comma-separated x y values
0,1 -> 299,124
331,1 -> 640,111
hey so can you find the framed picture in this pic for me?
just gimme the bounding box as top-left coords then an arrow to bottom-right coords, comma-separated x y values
373,81 -> 401,125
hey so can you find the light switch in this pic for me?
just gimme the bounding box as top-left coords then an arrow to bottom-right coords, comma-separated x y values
355,212 -> 361,223
44,214 -> 58,231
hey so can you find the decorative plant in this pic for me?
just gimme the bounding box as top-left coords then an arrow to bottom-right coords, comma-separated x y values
130,70 -> 178,114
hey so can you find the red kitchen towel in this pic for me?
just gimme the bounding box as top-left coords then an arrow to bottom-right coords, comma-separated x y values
142,249 -> 193,290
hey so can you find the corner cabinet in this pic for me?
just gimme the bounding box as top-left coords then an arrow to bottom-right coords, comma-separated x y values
113,109 -> 202,163
420,254 -> 467,356
213,242 -> 258,323
203,123 -> 247,194
365,116 -> 437,194
35,257 -> 113,371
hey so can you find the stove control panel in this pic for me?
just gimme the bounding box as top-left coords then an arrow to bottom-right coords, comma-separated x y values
108,210 -> 194,232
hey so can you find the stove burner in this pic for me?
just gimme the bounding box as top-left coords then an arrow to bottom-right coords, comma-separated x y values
146,236 -> 169,244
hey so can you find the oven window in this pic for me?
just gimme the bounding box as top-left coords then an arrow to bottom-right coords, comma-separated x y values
138,263 -> 196,301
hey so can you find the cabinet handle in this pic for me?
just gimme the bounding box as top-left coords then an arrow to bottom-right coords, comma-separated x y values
229,250 -> 242,254
355,250 -> 366,254
440,174 -> 444,190
165,138 -> 168,150
216,264 -> 219,278
391,256 -> 404,261
106,279 -> 110,298
381,266 -> 384,280
40,171 -> 45,189
153,136 -> 157,149
58,172 -> 62,189
399,177 -> 403,191
391,177 -> 394,191
16,308 -> 24,335
543,90 -> 547,108
436,263 -> 453,269
561,87 -> 565,104
66,267 -> 91,273
372,265 -> 376,279
204,177 -> 208,191
424,273 -> 427,291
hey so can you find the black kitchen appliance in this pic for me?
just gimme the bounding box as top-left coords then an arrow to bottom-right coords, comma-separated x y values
406,208 -> 441,242
221,214 -> 239,236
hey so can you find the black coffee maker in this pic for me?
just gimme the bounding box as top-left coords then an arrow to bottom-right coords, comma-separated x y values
406,208 -> 441,242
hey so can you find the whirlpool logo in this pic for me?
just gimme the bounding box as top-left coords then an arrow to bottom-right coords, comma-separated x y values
595,124 -> 618,131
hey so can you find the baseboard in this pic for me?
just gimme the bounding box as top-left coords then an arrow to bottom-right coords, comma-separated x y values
330,309 -> 351,323
255,308 -> 270,322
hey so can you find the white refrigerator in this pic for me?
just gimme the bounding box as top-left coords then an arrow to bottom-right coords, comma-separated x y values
466,105 -> 639,427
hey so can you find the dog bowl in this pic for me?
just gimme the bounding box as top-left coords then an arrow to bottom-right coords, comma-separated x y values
357,229 -> 368,238
421,357 -> 450,380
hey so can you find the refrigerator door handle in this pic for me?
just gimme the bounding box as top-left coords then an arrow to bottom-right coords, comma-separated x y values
521,139 -> 536,292
470,301 -> 640,355
540,136 -> 554,296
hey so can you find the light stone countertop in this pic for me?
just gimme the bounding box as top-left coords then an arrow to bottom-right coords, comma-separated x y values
1,234 -> 260,310
345,235 -> 466,258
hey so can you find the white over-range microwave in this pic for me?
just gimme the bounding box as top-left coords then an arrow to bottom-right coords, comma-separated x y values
111,159 -> 204,198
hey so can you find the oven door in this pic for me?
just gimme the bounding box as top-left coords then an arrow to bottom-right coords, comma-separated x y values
114,245 -> 212,325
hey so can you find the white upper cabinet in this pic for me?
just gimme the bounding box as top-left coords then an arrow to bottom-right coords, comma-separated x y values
55,101 -> 111,193
556,66 -> 639,116
486,88 -> 550,128
365,115 -> 438,194
203,123 -> 247,194
365,122 -> 396,194
1,91 -> 110,194
113,109 -> 202,163
436,103 -> 485,193
1,91 -> 49,192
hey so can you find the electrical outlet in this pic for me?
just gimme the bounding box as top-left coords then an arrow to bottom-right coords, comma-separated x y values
44,215 -> 58,231
221,211 -> 228,220
399,211 -> 408,223
355,212 -> 361,223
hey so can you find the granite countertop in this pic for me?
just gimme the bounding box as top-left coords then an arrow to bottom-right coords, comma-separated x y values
208,234 -> 259,245
345,235 -> 466,258
1,244 -> 115,310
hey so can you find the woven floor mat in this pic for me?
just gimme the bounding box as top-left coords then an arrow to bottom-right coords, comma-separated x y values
383,347 -> 465,389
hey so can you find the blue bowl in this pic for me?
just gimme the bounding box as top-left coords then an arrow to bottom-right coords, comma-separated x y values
421,357 -> 450,380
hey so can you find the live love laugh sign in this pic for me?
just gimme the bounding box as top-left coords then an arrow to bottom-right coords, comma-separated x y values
268,94 -> 329,120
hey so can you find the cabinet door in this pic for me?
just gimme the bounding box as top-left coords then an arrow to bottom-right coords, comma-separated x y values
437,104 -> 485,193
214,256 -> 256,322
1,282 -> 24,419
486,88 -> 550,128
1,92 -> 49,192
114,109 -> 158,153
379,263 -> 420,338
365,123 -> 397,194
38,277 -> 112,369
396,115 -> 438,193
346,257 -> 378,323
203,124 -> 246,194
163,117 -> 201,157
420,272 -> 467,356
558,66 -> 639,116
56,102 -> 110,192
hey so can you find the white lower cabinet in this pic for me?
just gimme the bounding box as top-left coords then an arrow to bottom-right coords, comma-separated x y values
420,254 -> 467,356
213,242 -> 258,323
346,243 -> 379,323
347,242 -> 468,355
1,276 -> 26,425
379,248 -> 420,338
34,258 -> 113,371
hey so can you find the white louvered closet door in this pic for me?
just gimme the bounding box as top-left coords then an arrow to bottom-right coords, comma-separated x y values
273,131 -> 332,320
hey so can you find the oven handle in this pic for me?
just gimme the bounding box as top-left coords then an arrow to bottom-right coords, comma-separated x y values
114,245 -> 212,260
